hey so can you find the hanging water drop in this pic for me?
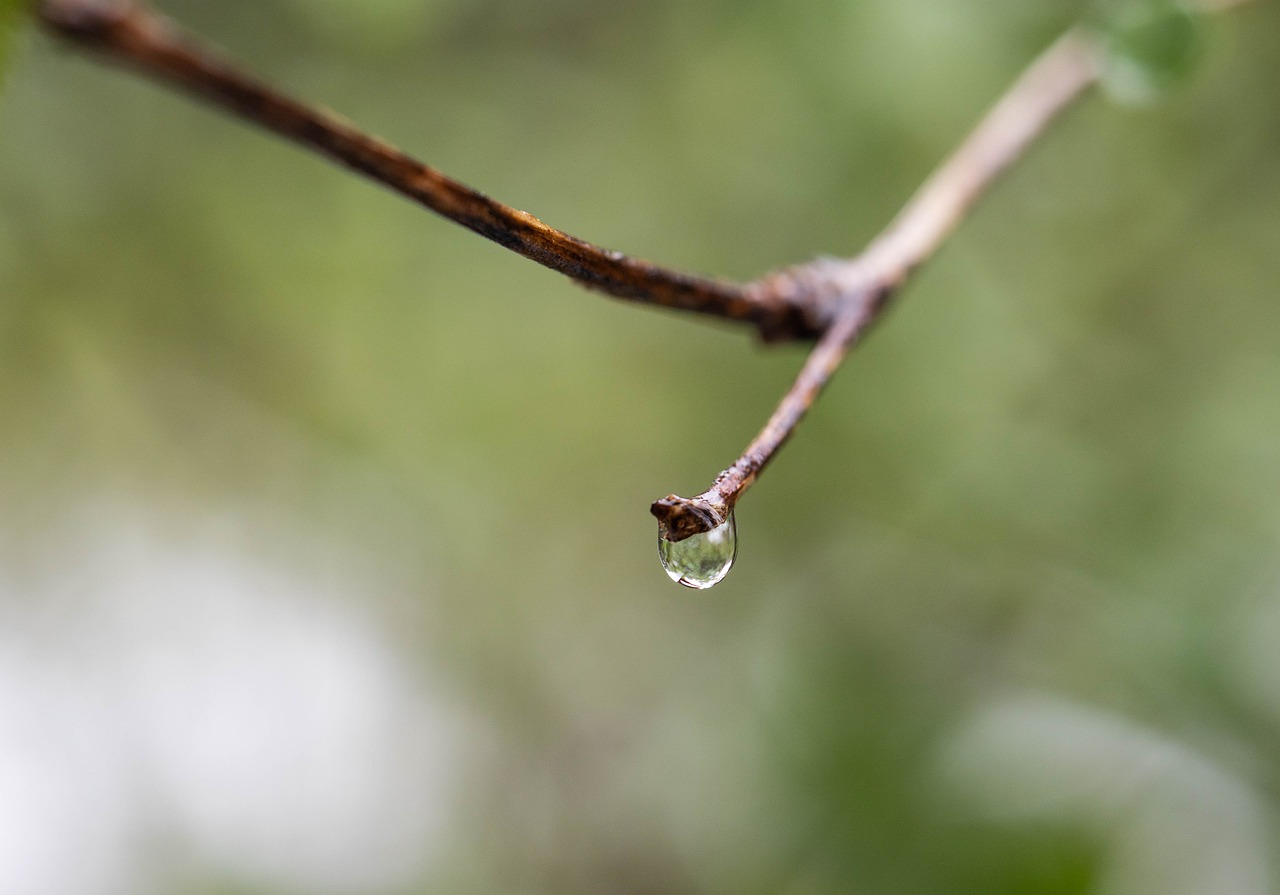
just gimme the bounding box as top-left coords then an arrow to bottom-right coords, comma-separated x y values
657,509 -> 736,589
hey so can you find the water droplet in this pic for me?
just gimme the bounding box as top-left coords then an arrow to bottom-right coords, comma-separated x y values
658,509 -> 736,589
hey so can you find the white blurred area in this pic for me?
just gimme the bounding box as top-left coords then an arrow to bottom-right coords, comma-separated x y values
0,502 -> 462,895
941,695 -> 1274,895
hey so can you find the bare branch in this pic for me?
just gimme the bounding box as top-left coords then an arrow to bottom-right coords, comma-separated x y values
656,0 -> 1261,539
33,0 -> 1258,552
653,30 -> 1102,538
851,30 -> 1100,291
651,297 -> 872,541
35,0 -> 826,341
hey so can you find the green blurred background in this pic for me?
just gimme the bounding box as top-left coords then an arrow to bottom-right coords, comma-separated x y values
2,1 -> 1280,892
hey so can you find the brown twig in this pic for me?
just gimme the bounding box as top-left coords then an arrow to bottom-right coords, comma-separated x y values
32,0 -> 1255,548
651,30 -> 1102,539
35,0 -> 827,342
652,0 -> 1261,539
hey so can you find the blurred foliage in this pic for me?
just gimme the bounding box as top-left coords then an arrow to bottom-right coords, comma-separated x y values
1095,0 -> 1209,103
2,1 -> 1280,893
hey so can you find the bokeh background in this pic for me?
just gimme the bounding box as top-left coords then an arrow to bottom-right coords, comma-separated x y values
3,1 -> 1280,892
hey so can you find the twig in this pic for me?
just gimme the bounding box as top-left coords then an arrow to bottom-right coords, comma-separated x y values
32,0 -> 1256,547
35,0 -> 827,342
651,303 -> 868,541
651,30 -> 1102,539
655,0 -> 1261,539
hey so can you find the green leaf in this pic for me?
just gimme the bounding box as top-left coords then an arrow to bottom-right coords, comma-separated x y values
1093,0 -> 1209,105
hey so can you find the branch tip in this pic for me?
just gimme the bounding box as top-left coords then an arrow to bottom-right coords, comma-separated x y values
650,495 -> 726,543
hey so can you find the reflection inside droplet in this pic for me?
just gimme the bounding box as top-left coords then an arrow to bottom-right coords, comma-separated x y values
657,509 -> 736,589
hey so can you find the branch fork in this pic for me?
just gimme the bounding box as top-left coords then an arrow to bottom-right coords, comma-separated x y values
31,0 -> 1250,545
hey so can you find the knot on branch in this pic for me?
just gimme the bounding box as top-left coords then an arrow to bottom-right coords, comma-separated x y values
748,256 -> 878,342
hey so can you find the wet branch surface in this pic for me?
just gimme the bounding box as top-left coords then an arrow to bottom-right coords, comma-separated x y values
31,0 -> 1246,544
